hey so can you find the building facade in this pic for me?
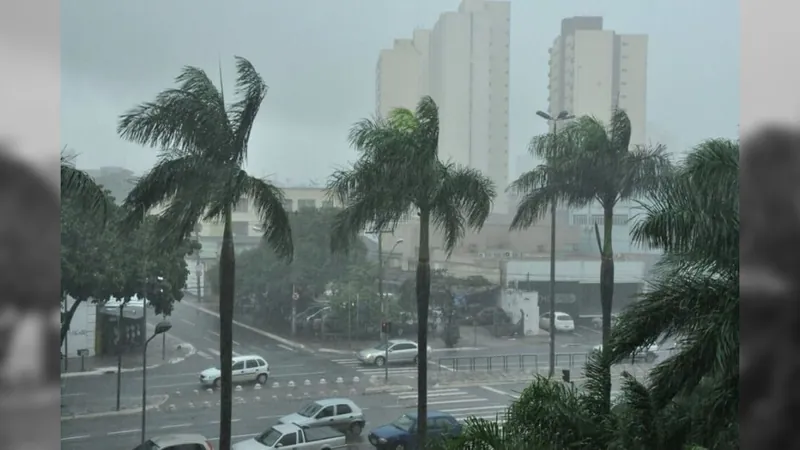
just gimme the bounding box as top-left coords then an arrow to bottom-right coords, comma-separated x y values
376,0 -> 511,214
547,16 -> 648,147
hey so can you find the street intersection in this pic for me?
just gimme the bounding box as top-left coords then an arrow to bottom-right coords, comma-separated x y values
61,299 -> 657,449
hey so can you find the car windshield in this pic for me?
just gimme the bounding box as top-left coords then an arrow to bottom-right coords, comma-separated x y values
391,414 -> 416,432
556,314 -> 571,320
255,428 -> 283,447
372,343 -> 388,351
298,402 -> 322,417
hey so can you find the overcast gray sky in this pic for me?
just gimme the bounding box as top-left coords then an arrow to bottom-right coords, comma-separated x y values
61,0 -> 738,184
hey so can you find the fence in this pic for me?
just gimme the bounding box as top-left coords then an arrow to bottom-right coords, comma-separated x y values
436,352 -> 591,373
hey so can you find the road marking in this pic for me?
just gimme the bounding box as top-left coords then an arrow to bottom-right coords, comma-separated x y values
480,385 -> 512,397
208,348 -> 220,356
159,423 -> 192,429
278,344 -> 296,352
61,435 -> 90,441
209,331 -> 220,338
108,429 -> 138,435
179,318 -> 195,326
232,340 -> 241,346
210,418 -> 241,425
150,381 -> 199,389
197,350 -> 213,359
208,433 -> 259,442
60,392 -> 86,397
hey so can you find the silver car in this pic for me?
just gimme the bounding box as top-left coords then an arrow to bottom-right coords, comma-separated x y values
354,339 -> 432,367
278,398 -> 366,436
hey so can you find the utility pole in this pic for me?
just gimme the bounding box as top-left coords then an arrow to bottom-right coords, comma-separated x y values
291,284 -> 298,337
195,229 -> 202,303
115,302 -> 124,411
536,110 -> 574,379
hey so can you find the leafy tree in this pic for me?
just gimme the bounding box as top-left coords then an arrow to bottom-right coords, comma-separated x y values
607,138 -> 739,448
60,191 -> 195,344
116,56 -> 294,450
509,108 -> 671,408
327,96 -> 495,444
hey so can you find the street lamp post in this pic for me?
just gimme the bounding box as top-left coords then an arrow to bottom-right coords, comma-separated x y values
535,110 -> 574,379
141,320 -> 172,445
378,236 -> 403,383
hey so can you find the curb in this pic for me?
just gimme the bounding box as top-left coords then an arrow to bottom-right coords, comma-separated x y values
183,302 -> 310,352
362,385 -> 414,395
317,348 -> 352,355
430,376 -> 591,389
60,395 -> 169,421
62,343 -> 196,378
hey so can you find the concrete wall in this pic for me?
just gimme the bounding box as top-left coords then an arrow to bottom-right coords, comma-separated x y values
61,296 -> 96,357
499,289 -> 540,336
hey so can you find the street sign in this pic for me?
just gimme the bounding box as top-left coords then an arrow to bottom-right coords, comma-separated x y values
76,349 -> 89,357
292,292 -> 300,301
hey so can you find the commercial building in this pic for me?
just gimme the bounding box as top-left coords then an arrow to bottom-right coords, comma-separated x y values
376,0 -> 511,213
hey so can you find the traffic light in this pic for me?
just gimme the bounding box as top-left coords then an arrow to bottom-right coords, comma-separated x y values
381,321 -> 392,334
561,369 -> 571,383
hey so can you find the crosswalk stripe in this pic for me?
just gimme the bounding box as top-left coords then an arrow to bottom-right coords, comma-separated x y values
197,350 -> 213,360
205,348 -> 241,357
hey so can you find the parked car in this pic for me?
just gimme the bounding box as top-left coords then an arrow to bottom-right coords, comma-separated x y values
134,433 -> 213,450
355,339 -> 432,367
474,307 -> 510,326
592,343 -> 660,363
233,423 -> 346,450
199,355 -> 270,388
278,398 -> 366,436
367,411 -> 463,449
539,312 -> 575,332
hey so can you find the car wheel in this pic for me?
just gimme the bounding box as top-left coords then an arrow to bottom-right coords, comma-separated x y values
256,373 -> 268,384
375,356 -> 386,367
213,378 -> 221,388
395,443 -> 406,450
349,422 -> 363,437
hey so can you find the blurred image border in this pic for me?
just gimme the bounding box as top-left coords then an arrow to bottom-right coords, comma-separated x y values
740,0 -> 800,448
0,0 -> 61,449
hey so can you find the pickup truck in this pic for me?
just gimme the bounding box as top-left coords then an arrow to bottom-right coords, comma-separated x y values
232,423 -> 346,450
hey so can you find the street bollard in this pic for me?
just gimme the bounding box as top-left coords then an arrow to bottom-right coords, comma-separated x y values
304,392 -> 310,398
254,396 -> 260,402
254,383 -> 261,390
206,388 -> 213,394
335,377 -> 344,385
331,389 -> 338,396
288,381 -> 296,389
188,402 -> 195,408
304,379 -> 311,387
235,385 -> 242,392
272,382 -> 280,389
203,401 -> 211,408
175,391 -> 181,397
272,395 -> 278,401
353,376 -> 360,384
320,378 -> 327,386
168,404 -> 176,411
349,388 -> 357,396
287,393 -> 293,399
194,390 -> 199,396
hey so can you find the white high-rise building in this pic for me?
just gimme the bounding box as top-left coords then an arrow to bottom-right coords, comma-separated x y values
547,17 -> 648,146
375,0 -> 511,213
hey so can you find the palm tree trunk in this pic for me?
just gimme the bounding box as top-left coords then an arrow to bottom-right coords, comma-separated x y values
600,205 -> 615,412
218,208 -> 236,450
416,209 -> 431,447
60,296 -> 83,346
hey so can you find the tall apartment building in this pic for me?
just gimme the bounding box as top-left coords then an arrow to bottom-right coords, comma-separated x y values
376,0 -> 511,213
547,17 -> 648,147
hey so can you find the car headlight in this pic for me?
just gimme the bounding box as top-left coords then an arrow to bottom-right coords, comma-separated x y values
378,438 -> 387,444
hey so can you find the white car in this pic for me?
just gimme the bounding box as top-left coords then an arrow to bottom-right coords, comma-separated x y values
539,312 -> 575,332
200,355 -> 270,388
593,344 -> 660,363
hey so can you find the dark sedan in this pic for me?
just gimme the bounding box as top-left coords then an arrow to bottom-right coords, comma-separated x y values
367,411 -> 463,450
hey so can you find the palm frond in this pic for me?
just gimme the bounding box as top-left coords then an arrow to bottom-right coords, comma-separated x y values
431,164 -> 495,253
60,153 -> 111,221
228,56 -> 268,165
607,108 -> 633,156
616,143 -> 673,202
240,174 -> 293,261
117,65 -> 233,160
121,155 -> 214,239
413,95 -> 440,158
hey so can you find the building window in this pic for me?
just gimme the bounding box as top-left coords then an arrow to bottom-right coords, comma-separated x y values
613,215 -> 629,226
233,197 -> 248,213
283,199 -> 294,212
297,199 -> 316,210
591,214 -> 604,225
232,221 -> 250,237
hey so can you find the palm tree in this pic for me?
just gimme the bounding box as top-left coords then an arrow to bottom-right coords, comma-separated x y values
60,150 -> 111,220
508,108 -> 671,408
116,56 -> 293,450
327,96 -> 495,445
607,138 -> 739,448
